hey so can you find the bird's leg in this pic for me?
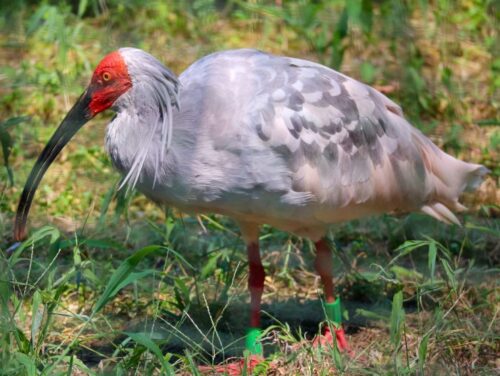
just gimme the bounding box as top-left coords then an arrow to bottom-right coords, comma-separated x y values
246,241 -> 265,355
197,232 -> 265,375
314,238 -> 336,304
313,238 -> 350,352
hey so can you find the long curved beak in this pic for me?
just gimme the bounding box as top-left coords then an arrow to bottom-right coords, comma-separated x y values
14,89 -> 93,241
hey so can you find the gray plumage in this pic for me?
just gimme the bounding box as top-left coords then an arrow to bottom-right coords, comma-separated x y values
106,48 -> 487,241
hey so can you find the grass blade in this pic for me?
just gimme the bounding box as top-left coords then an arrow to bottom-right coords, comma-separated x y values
441,259 -> 457,291
14,352 -> 37,376
30,290 -> 44,350
124,331 -> 173,374
10,226 -> 60,264
92,245 -> 163,314
428,241 -> 437,282
418,333 -> 430,372
390,290 -> 404,347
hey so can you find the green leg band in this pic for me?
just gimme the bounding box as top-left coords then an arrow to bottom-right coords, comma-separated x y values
325,298 -> 342,326
245,328 -> 263,355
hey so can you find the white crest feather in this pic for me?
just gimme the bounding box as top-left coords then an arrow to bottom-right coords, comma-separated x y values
117,48 -> 180,192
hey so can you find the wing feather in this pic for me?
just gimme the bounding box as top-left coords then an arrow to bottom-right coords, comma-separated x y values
247,58 -> 428,209
168,49 -> 486,227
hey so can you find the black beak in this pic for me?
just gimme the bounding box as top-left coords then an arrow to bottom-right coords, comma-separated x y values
14,89 -> 93,241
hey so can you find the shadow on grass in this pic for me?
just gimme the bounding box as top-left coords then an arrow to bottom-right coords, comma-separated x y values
75,296 -> 400,368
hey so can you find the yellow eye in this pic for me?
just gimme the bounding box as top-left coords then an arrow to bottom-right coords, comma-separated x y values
102,72 -> 111,81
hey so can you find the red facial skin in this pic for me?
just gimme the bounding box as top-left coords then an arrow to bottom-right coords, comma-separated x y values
89,51 -> 132,116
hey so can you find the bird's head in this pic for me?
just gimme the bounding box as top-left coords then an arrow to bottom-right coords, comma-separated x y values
13,48 -> 179,242
88,50 -> 133,116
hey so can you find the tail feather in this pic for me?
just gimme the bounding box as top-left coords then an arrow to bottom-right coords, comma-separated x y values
413,130 -> 489,225
421,203 -> 461,226
463,165 -> 490,192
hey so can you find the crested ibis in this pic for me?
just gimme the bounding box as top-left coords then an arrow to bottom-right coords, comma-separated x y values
14,48 -> 488,362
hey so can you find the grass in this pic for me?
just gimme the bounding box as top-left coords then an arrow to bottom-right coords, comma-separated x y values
1,216 -> 498,374
0,1 -> 498,375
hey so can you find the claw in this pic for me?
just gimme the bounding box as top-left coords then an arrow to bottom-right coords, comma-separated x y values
333,327 -> 350,352
312,325 -> 352,355
198,354 -> 264,375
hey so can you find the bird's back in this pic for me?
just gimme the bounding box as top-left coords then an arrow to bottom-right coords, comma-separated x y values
114,49 -> 487,235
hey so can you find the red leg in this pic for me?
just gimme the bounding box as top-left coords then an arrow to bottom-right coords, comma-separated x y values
314,238 -> 335,303
198,241 -> 265,375
247,242 -> 265,328
313,238 -> 350,353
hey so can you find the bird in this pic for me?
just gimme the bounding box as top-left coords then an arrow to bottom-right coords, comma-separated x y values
14,48 -> 488,368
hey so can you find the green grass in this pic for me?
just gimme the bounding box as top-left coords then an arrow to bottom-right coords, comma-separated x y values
0,1 -> 498,375
1,215 -> 498,374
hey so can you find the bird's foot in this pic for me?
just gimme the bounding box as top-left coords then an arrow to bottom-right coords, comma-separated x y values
198,354 -> 264,375
312,325 -> 352,355
198,328 -> 265,374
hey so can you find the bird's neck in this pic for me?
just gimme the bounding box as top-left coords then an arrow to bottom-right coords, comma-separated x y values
105,84 -> 180,190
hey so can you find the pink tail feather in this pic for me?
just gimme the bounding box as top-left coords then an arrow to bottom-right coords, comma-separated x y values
414,131 -> 489,225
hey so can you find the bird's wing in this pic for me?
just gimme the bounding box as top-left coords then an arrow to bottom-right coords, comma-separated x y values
245,56 -> 429,209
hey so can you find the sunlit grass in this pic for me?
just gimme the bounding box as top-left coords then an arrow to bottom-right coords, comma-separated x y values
1,212 -> 498,374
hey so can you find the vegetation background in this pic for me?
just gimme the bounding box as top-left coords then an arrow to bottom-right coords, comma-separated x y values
0,0 -> 498,374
